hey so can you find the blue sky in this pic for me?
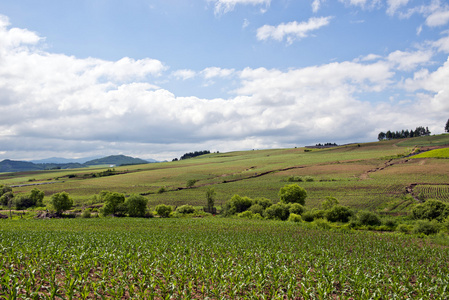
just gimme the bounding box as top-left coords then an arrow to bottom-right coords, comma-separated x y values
0,0 -> 448,161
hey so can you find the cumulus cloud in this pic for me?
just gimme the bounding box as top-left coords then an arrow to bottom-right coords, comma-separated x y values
257,17 -> 332,44
209,0 -> 271,14
312,0 -> 323,13
0,13 -> 448,161
426,9 -> 449,27
386,0 -> 410,15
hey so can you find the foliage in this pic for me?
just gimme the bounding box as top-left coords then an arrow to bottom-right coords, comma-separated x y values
378,126 -> 431,141
302,211 -> 315,222
101,191 -> 126,217
176,204 -> 196,214
411,199 -> 449,222
278,184 -> 307,205
248,204 -> 265,215
445,118 -> 449,133
265,202 -> 290,221
412,220 -> 441,235
205,187 -> 216,211
50,192 -> 73,214
14,188 -> 45,210
288,213 -> 302,222
321,196 -> 339,210
253,197 -> 273,209
222,194 -> 253,216
325,205 -> 353,223
289,203 -> 305,215
155,204 -> 173,218
357,210 -> 382,226
180,150 -> 210,160
125,194 -> 148,217
1,218 -> 449,298
186,179 -> 198,188
237,210 -> 254,219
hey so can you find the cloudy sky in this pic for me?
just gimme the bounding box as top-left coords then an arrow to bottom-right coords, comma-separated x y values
0,0 -> 448,161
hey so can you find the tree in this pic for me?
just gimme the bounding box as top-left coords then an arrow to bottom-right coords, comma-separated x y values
321,196 -> 339,210
205,187 -> 216,212
325,205 -> 353,222
279,184 -> 307,205
265,202 -> 291,220
101,191 -> 126,216
377,132 -> 386,141
155,204 -> 173,218
125,194 -> 148,217
411,199 -> 449,222
445,118 -> 449,133
30,188 -> 45,207
50,192 -> 73,215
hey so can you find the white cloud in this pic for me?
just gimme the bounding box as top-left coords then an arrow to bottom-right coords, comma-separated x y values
172,69 -> 196,80
339,0 -> 381,10
386,0 -> 410,16
433,32 -> 449,53
210,0 -> 271,14
201,67 -> 235,79
426,9 -> 449,27
312,0 -> 323,13
387,50 -> 433,71
256,16 -> 332,44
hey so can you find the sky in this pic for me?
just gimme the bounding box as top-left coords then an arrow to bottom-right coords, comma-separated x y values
0,0 -> 448,161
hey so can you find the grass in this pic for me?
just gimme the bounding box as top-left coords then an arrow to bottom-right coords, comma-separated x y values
412,147 -> 449,159
2,134 -> 449,213
1,217 -> 448,299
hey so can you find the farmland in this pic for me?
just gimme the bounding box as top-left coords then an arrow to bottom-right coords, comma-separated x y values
1,135 -> 449,211
1,218 -> 449,299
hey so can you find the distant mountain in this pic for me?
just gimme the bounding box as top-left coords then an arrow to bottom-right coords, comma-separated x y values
30,156 -> 101,164
0,159 -> 43,172
84,155 -> 149,166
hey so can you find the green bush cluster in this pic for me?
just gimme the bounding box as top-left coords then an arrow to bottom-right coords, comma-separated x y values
100,191 -> 149,218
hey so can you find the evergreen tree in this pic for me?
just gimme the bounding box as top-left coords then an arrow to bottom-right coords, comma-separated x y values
445,119 -> 449,133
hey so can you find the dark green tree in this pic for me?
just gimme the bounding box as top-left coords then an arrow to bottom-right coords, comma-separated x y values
205,187 -> 216,212
101,191 -> 126,216
279,184 -> 307,205
50,192 -> 73,215
445,118 -> 449,133
125,194 -> 148,217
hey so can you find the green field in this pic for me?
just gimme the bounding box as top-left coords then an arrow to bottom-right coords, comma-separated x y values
413,147 -> 449,159
1,218 -> 448,299
1,135 -> 449,212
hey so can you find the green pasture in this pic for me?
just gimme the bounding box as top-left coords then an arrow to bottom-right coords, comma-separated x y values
412,147 -> 449,159
1,218 -> 448,299
2,134 -> 449,212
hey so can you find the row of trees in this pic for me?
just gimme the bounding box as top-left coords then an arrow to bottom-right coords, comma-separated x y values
173,150 -> 211,161
378,126 -> 431,141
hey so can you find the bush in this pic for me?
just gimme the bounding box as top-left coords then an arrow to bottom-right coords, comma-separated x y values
176,204 -> 196,214
325,205 -> 353,223
238,210 -> 254,219
288,213 -> 302,223
289,203 -> 305,215
155,204 -> 173,218
81,209 -> 91,218
265,203 -> 290,221
313,218 -> 331,230
50,192 -> 73,215
357,210 -> 382,226
222,195 -> 253,216
253,197 -> 273,209
321,196 -> 339,210
186,179 -> 198,188
412,220 -> 441,235
411,199 -> 449,222
383,218 -> 397,228
101,191 -> 126,217
279,184 -> 307,205
157,187 -> 167,194
125,194 -> 148,217
396,223 -> 411,234
302,211 -> 315,222
249,204 -> 265,216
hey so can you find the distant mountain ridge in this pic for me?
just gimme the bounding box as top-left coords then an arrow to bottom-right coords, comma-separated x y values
0,155 -> 155,173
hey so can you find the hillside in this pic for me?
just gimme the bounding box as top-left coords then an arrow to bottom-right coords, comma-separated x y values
3,134 -> 449,213
84,155 -> 149,166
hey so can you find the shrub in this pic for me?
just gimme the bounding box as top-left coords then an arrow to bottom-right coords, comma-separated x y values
222,195 -> 253,216
412,220 -> 441,235
325,205 -> 353,223
357,210 -> 382,226
303,176 -> 314,182
289,203 -> 305,215
302,211 -> 315,222
50,192 -> 73,215
253,197 -> 273,209
265,203 -> 290,221
396,223 -> 411,234
176,204 -> 196,214
411,199 -> 449,221
288,213 -> 302,223
383,218 -> 397,228
81,209 -> 91,218
125,194 -> 148,217
155,204 -> 173,218
101,191 -> 126,217
279,184 -> 307,205
249,204 -> 265,216
321,196 -> 339,210
186,179 -> 198,188
238,210 -> 254,219
313,218 -> 331,230
157,187 -> 167,194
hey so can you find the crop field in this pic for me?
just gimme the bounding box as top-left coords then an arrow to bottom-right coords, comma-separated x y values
1,218 -> 449,299
413,148 -> 449,159
1,135 -> 449,211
